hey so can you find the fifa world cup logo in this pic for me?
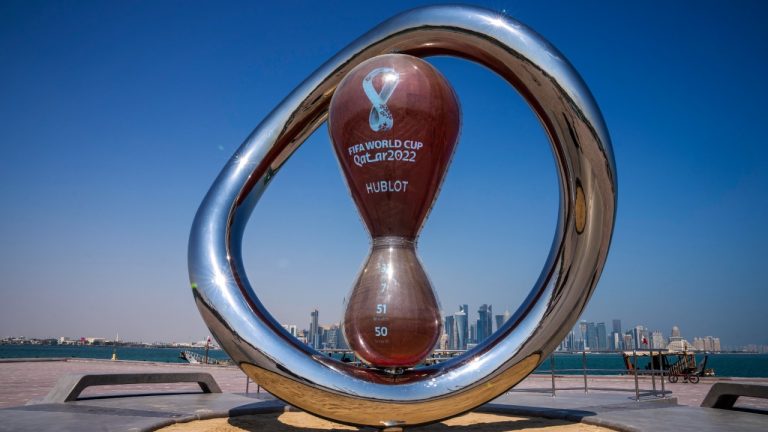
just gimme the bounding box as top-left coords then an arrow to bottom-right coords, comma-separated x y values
363,67 -> 400,132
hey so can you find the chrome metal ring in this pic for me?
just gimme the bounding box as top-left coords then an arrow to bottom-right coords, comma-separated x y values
188,4 -> 616,427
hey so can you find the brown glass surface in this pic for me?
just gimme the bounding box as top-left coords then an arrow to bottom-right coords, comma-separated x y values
328,54 -> 460,239
343,241 -> 441,368
330,54 -> 459,368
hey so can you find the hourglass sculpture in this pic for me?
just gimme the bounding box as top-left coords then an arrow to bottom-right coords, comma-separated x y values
190,5 -> 617,427
328,54 -> 460,369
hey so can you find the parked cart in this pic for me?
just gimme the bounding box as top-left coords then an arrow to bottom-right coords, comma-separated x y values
622,350 -> 714,384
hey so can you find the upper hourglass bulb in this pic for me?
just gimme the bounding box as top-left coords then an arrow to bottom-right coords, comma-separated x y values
328,54 -> 460,369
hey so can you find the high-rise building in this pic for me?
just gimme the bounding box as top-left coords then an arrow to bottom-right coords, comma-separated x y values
612,319 -> 622,335
325,325 -> 338,349
557,328 -> 577,351
693,336 -> 721,352
693,337 -> 704,351
318,324 -> 347,350
282,324 -> 298,337
439,332 -> 448,350
596,322 -> 607,351
296,329 -> 308,344
444,316 -> 455,350
572,322 -> 585,351
651,330 -> 666,349
335,325 -> 348,349
585,322 -> 597,350
558,330 -> 576,351
469,323 -> 476,345
712,337 -> 721,352
622,332 -> 634,350
487,305 -> 493,332
632,325 -> 648,349
610,320 -> 622,350
309,309 -> 319,349
454,307 -> 468,350
318,326 -> 328,349
476,304 -> 492,343
495,314 -> 505,332
578,321 -> 588,350
566,330 -> 576,351
610,331 -> 622,351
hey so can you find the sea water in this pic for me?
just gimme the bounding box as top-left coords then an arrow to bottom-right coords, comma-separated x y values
0,344 -> 230,363
1,345 -> 766,377
533,352 -> 768,377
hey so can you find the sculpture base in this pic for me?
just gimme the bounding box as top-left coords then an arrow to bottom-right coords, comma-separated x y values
155,411 -> 613,431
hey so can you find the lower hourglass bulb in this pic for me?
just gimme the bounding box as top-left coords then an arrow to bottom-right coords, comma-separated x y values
343,237 -> 441,369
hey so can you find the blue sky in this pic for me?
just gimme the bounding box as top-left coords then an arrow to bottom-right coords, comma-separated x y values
1,1 -> 766,347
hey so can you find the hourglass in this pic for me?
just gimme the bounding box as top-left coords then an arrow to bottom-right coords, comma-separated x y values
328,54 -> 460,369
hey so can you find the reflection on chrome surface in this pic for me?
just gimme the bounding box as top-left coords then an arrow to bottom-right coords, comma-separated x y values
188,4 -> 616,427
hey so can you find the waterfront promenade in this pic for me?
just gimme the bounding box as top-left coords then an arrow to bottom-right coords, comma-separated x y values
1,358 -> 766,430
3,358 -> 768,409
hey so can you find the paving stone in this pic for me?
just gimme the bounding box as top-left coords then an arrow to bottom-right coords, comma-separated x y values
0,359 -> 766,431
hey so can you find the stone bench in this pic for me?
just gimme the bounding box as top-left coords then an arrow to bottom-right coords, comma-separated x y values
36,372 -> 222,403
701,383 -> 768,410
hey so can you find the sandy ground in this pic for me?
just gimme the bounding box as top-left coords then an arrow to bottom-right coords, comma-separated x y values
158,411 -> 611,432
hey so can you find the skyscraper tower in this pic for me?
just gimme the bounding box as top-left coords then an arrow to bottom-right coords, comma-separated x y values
566,331 -> 576,351
612,319 -> 622,335
596,322 -> 607,351
632,325 -> 648,349
454,307 -> 468,350
476,304 -> 491,343
578,320 -> 588,350
486,305 -> 493,338
585,322 -> 597,350
444,315 -> 455,350
309,309 -> 319,349
477,304 -> 493,343
494,314 -> 505,332
610,319 -> 622,351
651,330 -> 665,349
335,325 -> 349,350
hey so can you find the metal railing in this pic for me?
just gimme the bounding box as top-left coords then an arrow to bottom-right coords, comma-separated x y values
530,349 -> 671,401
242,349 -> 674,401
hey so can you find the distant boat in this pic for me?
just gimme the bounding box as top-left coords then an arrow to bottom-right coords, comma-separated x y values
178,349 -> 230,365
179,350 -> 201,364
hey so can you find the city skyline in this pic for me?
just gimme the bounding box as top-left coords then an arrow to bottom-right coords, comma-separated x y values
1,2 -> 767,346
282,307 -> 742,352
2,306 -> 757,352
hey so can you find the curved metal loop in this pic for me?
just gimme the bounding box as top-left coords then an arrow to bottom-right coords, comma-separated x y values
188,4 -> 616,427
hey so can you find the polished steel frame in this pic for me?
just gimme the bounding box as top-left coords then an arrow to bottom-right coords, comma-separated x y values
188,5 -> 616,428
